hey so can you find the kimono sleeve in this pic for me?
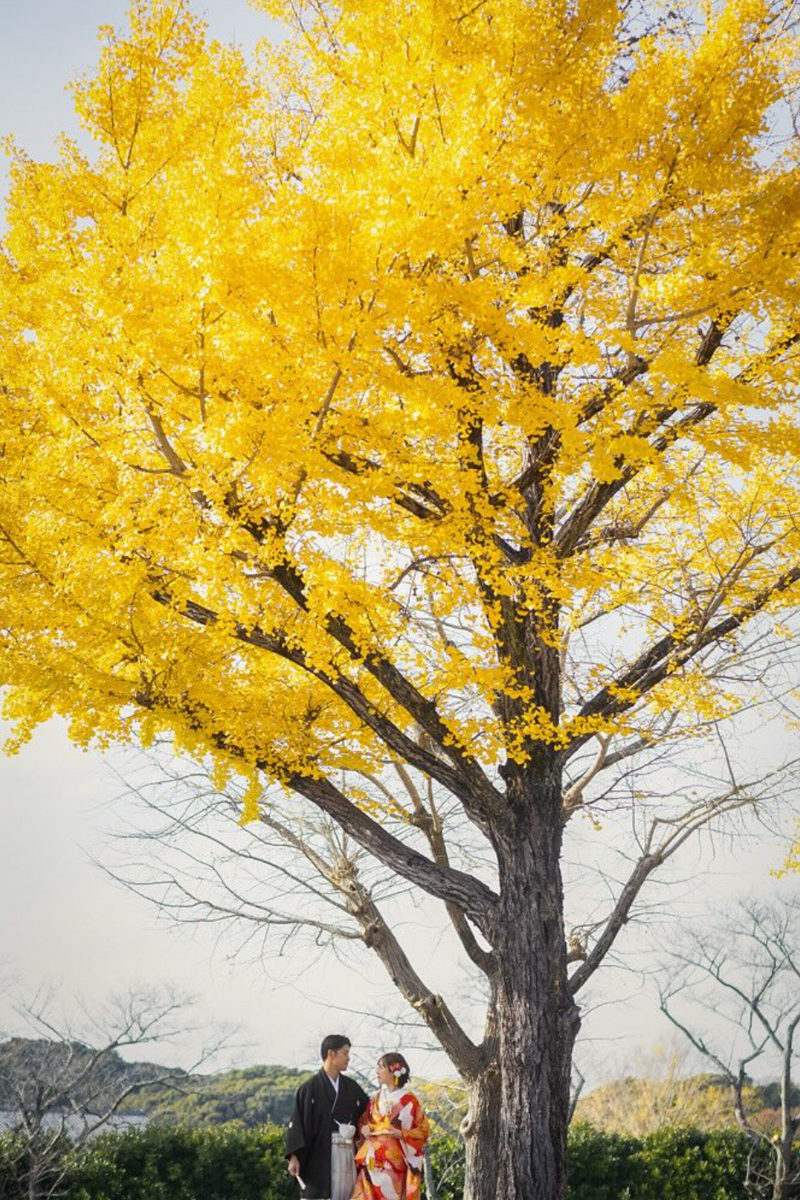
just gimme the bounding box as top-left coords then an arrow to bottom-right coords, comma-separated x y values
396,1094 -> 430,1172
286,1082 -> 312,1162
356,1096 -> 375,1144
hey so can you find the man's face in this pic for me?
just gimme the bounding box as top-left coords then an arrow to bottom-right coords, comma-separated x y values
327,1044 -> 351,1073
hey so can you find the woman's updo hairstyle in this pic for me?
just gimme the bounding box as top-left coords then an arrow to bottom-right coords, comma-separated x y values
379,1052 -> 410,1086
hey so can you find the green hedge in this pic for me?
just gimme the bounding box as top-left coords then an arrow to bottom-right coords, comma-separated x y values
568,1125 -> 766,1200
0,1122 -> 780,1200
427,1126 -> 773,1200
0,1133 -> 28,1200
68,1125 -> 295,1200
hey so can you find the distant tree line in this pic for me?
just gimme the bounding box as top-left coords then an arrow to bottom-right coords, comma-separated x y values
0,1041 -> 307,1129
4,1036 -> 795,1139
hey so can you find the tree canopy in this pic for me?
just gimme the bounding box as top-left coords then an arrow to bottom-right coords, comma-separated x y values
1,0 -> 798,803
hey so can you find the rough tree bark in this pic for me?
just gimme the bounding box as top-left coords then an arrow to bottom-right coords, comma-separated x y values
489,760 -> 580,1200
462,1065 -> 503,1200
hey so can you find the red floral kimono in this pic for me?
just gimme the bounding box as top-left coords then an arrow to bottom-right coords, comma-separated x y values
352,1087 -> 430,1200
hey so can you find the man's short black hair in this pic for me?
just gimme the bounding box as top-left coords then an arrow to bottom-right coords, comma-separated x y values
320,1034 -> 351,1061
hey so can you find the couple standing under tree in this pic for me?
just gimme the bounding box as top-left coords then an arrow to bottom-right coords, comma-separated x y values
286,1034 -> 430,1200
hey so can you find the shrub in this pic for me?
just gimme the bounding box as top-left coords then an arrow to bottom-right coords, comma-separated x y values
0,1121 -> 783,1200
424,1135 -> 464,1200
0,1134 -> 27,1200
424,1125 -> 777,1200
67,1123 -> 295,1200
630,1127 -> 755,1200
567,1123 -> 643,1200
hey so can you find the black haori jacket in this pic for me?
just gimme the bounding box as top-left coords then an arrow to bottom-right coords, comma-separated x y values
286,1069 -> 369,1199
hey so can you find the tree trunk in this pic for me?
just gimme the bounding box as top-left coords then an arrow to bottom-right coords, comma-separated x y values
28,1168 -> 44,1200
461,1064 -> 502,1200
490,767 -> 581,1200
772,1032 -> 798,1200
423,1144 -> 439,1200
772,1120 -> 798,1200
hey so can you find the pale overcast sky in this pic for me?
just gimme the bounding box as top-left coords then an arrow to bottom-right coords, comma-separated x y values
0,0 -> 798,1092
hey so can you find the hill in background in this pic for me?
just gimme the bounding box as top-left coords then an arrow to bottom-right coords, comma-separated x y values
0,1037 -> 186,1109
2,1039 -> 796,1137
0,1038 -> 307,1128
125,1064 -> 310,1127
573,1073 -> 800,1138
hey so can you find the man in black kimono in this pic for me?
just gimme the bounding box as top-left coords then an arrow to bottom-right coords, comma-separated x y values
286,1034 -> 369,1200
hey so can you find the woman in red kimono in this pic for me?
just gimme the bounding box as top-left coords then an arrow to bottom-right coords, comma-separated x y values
351,1053 -> 430,1200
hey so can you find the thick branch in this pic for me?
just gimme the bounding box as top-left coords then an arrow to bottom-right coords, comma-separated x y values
149,589 -> 497,830
556,326 -> 796,559
568,850 -> 663,994
568,779 -> 775,993
236,535 -> 504,825
323,448 -> 450,521
132,687 -> 498,934
376,763 -> 497,974
351,885 -> 485,1079
287,772 -> 498,936
567,563 -> 800,757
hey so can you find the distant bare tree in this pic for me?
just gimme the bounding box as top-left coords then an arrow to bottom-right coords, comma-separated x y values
660,895 -> 800,1200
572,1037 -> 744,1136
0,987 -> 230,1200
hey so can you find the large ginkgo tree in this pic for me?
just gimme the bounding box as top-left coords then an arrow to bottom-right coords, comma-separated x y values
1,0 -> 799,1196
